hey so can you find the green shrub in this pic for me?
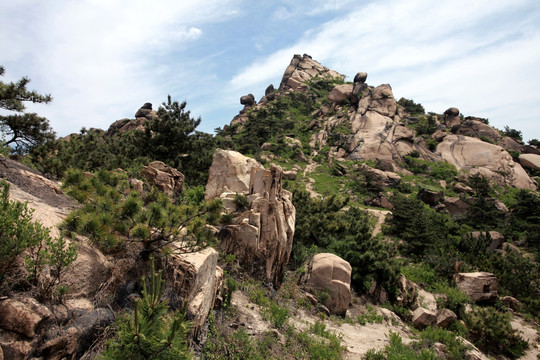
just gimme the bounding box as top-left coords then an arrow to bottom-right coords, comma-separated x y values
0,180 -> 76,296
418,327 -> 470,360
233,193 -> 250,210
466,306 -> 528,358
101,259 -> 191,360
265,303 -> 289,328
364,331 -> 437,359
431,282 -> 469,316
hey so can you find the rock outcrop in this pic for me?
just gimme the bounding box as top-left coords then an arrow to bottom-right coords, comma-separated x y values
455,272 -> 499,303
279,54 -> 344,91
141,161 -> 185,197
301,253 -> 352,316
166,247 -> 222,343
436,135 -> 535,190
205,149 -> 296,287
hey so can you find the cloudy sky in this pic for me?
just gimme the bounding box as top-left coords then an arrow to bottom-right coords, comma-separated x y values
1,0 -> 539,141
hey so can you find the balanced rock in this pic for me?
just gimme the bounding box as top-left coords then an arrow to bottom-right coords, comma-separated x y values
141,161 -> 184,197
206,150 -> 295,287
443,107 -> 461,130
240,94 -> 256,106
354,72 -> 368,84
302,253 -> 352,316
134,102 -> 158,120
455,272 -> 498,303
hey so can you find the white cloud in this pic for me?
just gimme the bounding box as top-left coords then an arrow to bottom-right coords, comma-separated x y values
0,0 -> 243,135
229,0 -> 540,140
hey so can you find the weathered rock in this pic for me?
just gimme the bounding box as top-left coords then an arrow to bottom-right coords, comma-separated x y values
39,308 -> 114,360
141,161 -> 184,197
0,332 -> 34,360
417,188 -> 444,206
368,281 -> 389,304
365,193 -> 394,210
454,182 -> 474,195
368,84 -> 397,117
106,117 -> 147,135
360,164 -> 401,190
443,107 -> 461,129
265,84 -> 276,101
128,178 -> 144,193
240,94 -> 256,106
283,170 -> 297,180
455,119 -> 502,144
328,84 -> 353,104
302,253 -> 352,316
354,72 -> 368,84
63,236 -> 113,298
205,149 -> 262,199
519,153 -> 540,171
455,272 -> 498,303
134,103 -> 158,120
0,298 -> 50,338
498,136 -> 524,153
166,247 -> 222,343
501,296 -> 521,311
502,242 -> 522,255
412,307 -> 436,329
436,309 -> 457,328
393,125 -> 415,142
395,275 -> 417,308
279,54 -> 343,91
436,135 -> 535,190
207,150 -> 295,287
468,231 -> 504,251
431,129 -> 447,142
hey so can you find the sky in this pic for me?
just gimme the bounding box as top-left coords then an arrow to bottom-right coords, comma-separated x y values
1,0 -> 540,141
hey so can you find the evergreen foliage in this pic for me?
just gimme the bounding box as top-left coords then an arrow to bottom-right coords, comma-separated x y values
0,66 -> 55,153
502,125 -> 523,142
61,169 -> 222,256
0,180 -> 76,296
289,185 -> 399,296
398,97 -> 425,115
101,259 -> 191,360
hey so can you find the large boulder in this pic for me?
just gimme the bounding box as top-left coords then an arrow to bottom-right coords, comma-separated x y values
301,253 -> 352,316
436,135 -> 535,190
395,274 -> 417,308
412,307 -> 436,329
455,272 -> 499,303
455,119 -> 502,144
360,164 -> 401,190
141,161 -> 184,197
328,84 -> 353,104
0,298 -> 52,338
436,309 -> 457,328
240,94 -> 256,107
443,107 -> 461,130
166,247 -> 222,343
206,150 -> 295,287
518,153 -> 540,171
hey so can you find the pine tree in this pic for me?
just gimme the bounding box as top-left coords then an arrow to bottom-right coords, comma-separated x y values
101,258 -> 191,360
0,66 -> 55,153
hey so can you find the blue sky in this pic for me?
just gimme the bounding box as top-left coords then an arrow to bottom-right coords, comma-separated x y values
1,0 -> 540,141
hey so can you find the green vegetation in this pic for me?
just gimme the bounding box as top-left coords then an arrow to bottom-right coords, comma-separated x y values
60,168 -> 222,256
502,125 -> 523,142
398,97 -> 425,115
0,180 -> 76,298
101,259 -> 191,360
289,185 -> 399,296
466,306 -> 528,358
0,66 -> 55,153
